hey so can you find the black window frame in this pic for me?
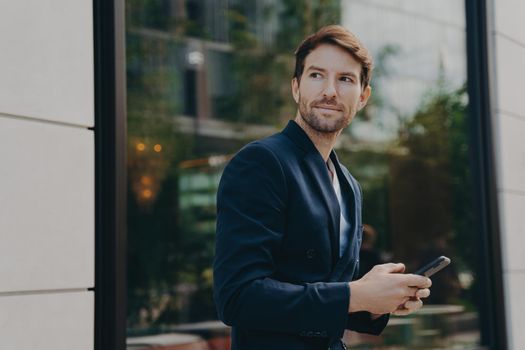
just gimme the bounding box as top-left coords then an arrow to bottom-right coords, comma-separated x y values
93,0 -> 127,349
465,0 -> 508,348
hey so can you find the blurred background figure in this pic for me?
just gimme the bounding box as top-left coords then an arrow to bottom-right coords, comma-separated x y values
357,224 -> 385,278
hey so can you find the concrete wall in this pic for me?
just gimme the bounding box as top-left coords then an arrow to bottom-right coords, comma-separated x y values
488,0 -> 525,349
0,1 -> 94,349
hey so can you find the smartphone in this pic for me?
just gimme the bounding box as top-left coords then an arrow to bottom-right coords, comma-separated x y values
414,255 -> 451,277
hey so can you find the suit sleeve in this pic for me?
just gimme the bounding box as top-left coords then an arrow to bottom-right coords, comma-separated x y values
346,311 -> 389,335
213,142 -> 350,340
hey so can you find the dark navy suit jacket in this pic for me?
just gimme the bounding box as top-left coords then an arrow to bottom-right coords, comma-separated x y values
213,120 -> 388,349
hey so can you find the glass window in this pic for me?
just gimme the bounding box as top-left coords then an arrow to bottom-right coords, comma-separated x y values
125,0 -> 484,348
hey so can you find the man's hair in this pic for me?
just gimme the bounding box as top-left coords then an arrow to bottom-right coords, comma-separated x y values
293,25 -> 373,89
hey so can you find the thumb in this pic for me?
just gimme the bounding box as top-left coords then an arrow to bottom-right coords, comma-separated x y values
376,262 -> 405,274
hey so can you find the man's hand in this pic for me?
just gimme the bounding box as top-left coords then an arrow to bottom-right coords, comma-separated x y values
391,287 -> 431,316
348,263 -> 431,315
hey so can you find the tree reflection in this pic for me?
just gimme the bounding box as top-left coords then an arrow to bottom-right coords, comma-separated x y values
126,0 -> 342,332
125,1 -> 477,344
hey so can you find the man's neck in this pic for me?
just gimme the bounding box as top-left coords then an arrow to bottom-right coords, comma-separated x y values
294,113 -> 340,162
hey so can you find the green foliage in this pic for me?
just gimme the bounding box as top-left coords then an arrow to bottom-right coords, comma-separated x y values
125,0 -> 343,329
216,0 -> 341,125
275,0 -> 341,51
125,0 -> 477,331
393,82 -> 473,274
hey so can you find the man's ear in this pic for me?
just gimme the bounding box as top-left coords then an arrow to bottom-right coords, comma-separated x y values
291,77 -> 300,104
358,85 -> 372,111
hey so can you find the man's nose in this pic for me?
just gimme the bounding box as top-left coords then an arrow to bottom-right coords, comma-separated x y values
322,78 -> 337,98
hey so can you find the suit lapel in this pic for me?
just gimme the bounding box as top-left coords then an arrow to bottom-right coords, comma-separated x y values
302,152 -> 341,268
281,120 -> 344,269
329,152 -> 361,281
332,152 -> 359,241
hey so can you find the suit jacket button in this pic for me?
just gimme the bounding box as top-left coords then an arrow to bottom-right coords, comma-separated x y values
306,249 -> 317,259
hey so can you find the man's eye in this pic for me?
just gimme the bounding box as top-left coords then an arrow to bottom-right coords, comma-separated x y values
341,76 -> 354,83
309,72 -> 322,78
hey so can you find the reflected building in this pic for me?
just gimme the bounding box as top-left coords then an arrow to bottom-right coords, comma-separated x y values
125,1 -> 480,349
342,0 -> 467,142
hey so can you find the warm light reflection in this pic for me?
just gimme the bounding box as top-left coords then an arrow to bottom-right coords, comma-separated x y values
154,144 -> 162,152
136,142 -> 146,151
142,189 -> 152,198
141,176 -> 152,185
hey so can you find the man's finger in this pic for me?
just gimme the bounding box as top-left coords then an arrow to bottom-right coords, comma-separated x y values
415,288 -> 431,299
404,299 -> 423,311
375,263 -> 405,274
404,286 -> 419,298
405,274 -> 432,288
392,310 -> 410,316
392,306 -> 410,316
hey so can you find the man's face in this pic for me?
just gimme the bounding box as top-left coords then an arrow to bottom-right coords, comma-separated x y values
292,43 -> 371,133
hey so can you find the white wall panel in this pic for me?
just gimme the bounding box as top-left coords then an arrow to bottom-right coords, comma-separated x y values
0,0 -> 93,126
499,191 -> 525,271
504,272 -> 525,350
493,0 -> 525,46
494,37 -> 525,118
496,113 -> 525,193
0,117 -> 94,292
0,291 -> 93,350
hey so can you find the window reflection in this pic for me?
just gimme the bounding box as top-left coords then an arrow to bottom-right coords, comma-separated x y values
126,0 -> 482,349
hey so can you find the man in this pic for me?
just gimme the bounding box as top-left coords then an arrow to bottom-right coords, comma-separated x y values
213,25 -> 431,350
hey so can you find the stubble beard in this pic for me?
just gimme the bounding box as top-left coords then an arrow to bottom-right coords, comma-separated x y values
298,96 -> 354,134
